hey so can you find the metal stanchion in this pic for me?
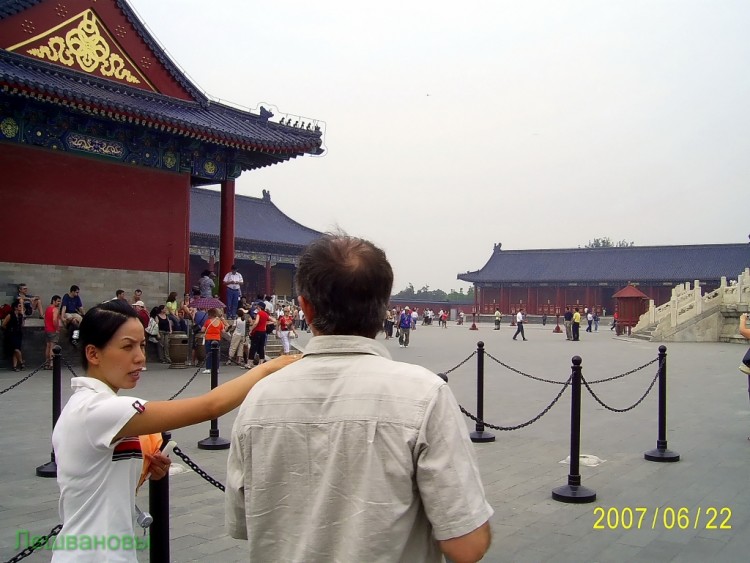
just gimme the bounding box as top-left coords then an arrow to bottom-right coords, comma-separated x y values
552,356 -> 596,503
36,345 -> 62,477
553,314 -> 563,333
149,431 -> 171,562
644,345 -> 680,462
198,341 -> 230,450
469,341 -> 495,443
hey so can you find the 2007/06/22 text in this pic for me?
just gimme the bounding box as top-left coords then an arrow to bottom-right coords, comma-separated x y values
593,507 -> 732,530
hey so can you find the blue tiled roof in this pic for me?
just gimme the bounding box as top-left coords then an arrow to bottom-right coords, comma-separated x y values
190,187 -> 322,247
0,49 -> 322,157
458,244 -> 750,284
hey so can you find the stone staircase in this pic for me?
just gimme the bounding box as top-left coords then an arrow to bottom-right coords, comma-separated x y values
632,268 -> 750,343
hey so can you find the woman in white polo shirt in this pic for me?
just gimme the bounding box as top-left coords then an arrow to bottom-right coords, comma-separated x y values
52,299 -> 297,562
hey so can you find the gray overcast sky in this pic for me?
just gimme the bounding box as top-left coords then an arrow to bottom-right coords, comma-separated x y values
128,0 -> 749,293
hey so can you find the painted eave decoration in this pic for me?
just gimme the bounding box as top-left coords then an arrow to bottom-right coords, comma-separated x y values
0,0 -> 324,157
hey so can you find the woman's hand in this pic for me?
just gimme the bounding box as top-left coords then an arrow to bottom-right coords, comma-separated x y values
146,451 -> 172,481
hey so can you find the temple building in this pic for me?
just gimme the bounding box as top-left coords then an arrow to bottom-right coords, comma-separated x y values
189,187 -> 321,299
458,243 -> 749,317
0,0 -> 323,305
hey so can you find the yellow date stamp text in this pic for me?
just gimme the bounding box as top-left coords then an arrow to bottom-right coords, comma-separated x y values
593,506 -> 732,530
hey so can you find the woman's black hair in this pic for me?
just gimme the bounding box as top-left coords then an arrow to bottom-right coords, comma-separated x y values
149,306 -> 161,318
78,299 -> 138,370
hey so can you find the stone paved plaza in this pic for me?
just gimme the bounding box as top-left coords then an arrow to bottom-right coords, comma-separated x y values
1,320 -> 749,562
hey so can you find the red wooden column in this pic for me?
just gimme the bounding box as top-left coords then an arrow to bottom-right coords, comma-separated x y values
265,257 -> 272,296
219,179 -> 236,305
555,287 -> 562,315
585,286 -> 592,310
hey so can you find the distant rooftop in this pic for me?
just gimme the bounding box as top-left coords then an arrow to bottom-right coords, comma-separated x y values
458,243 -> 749,284
190,187 -> 322,248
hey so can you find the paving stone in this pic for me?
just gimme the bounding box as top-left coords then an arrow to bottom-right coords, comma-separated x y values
0,323 -> 748,562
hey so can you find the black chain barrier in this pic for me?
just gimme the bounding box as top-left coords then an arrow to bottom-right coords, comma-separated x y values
0,362 -> 46,395
168,360 -> 205,401
585,357 -> 659,385
171,445 -> 225,492
485,351 -> 568,385
61,356 -> 80,378
458,375 -> 573,431
442,351 -> 476,376
4,524 -> 63,563
581,368 -> 660,413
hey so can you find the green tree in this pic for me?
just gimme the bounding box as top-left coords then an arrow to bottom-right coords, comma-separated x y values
584,237 -> 634,248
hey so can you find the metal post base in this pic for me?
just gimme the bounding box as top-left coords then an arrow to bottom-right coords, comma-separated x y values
553,325 -> 563,333
469,323 -> 478,330
644,448 -> 680,462
552,484 -> 597,503
469,431 -> 495,443
197,436 -> 230,450
36,459 -> 57,478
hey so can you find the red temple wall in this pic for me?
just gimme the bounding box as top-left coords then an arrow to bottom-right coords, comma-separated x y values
0,143 -> 189,273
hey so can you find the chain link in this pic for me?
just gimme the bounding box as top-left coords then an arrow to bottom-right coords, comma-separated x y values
168,361 -> 205,401
171,446 -> 225,492
581,368 -> 660,413
0,362 -> 46,395
443,351 -> 476,375
458,375 -> 572,431
62,356 -> 80,378
4,524 -> 62,563
484,351 -> 568,385
585,357 -> 659,384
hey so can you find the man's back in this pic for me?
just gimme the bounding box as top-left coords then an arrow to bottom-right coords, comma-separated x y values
226,335 -> 492,562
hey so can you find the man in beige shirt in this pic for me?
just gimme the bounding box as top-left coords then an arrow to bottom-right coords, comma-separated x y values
226,233 -> 493,562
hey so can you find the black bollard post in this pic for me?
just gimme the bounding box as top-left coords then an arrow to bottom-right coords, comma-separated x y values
552,356 -> 596,503
149,431 -> 171,562
198,341 -> 230,450
37,345 -> 62,477
470,342 -> 495,443
644,345 -> 680,462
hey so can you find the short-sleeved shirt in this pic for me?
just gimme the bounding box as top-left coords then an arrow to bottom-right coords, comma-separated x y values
573,311 -> 581,323
251,309 -> 269,335
199,276 -> 215,298
52,377 -> 148,562
61,293 -> 83,314
226,335 -> 493,562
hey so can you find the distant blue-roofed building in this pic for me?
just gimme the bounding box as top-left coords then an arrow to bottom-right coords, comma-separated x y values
458,243 -> 749,317
190,187 -> 321,298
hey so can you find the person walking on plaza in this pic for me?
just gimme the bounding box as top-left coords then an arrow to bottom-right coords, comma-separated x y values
398,306 -> 412,347
227,309 -> 249,365
201,308 -> 227,374
494,307 -> 502,330
275,307 -> 298,354
44,295 -> 62,369
199,270 -> 215,298
611,310 -> 619,331
226,233 -> 493,563
3,300 -> 25,371
384,308 -> 395,339
593,312 -> 600,332
223,264 -> 243,319
572,307 -> 581,341
563,307 -> 573,340
248,302 -> 272,365
586,310 -> 593,332
512,308 -> 527,340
